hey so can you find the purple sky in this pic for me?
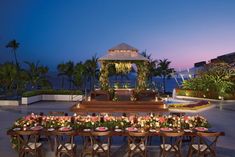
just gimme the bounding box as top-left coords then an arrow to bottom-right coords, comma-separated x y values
1,0 -> 235,71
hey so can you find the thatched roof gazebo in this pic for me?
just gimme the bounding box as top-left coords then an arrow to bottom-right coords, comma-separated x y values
98,43 -> 149,90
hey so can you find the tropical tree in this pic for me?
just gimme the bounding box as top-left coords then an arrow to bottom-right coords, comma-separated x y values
24,61 -> 51,90
183,62 -> 235,97
64,61 -> 75,89
141,51 -> 158,81
83,55 -> 99,90
57,61 -> 75,89
73,62 -> 85,90
0,62 -> 18,94
0,62 -> 28,97
57,63 -> 67,89
155,59 -> 175,93
6,40 -> 20,67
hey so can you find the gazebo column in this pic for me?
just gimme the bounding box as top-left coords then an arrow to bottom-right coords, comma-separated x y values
99,61 -> 110,90
136,61 -> 149,90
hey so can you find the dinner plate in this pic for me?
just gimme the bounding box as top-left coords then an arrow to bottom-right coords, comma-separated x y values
195,127 -> 208,132
30,126 -> 43,131
59,127 -> 72,132
184,129 -> 193,132
95,127 -> 108,131
47,128 -> 55,132
83,128 -> 91,132
13,128 -> 21,131
149,129 -> 156,132
160,128 -> 173,132
114,129 -> 122,132
125,127 -> 138,132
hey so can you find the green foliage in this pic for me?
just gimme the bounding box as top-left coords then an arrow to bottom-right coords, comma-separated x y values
182,63 -> 235,98
22,89 -> 83,97
141,51 -> 158,80
99,61 -> 110,90
24,61 -> 51,90
6,39 -> 20,66
136,61 -> 149,90
57,55 -> 99,90
0,62 -> 18,93
155,59 -> 175,93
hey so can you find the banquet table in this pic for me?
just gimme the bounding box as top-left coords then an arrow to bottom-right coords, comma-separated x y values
7,128 -> 225,137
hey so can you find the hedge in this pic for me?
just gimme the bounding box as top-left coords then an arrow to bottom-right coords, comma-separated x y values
22,90 -> 83,97
175,88 -> 235,100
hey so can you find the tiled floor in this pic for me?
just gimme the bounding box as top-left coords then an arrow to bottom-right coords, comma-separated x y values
0,101 -> 235,157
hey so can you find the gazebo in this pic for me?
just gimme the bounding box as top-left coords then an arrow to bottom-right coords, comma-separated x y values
98,43 -> 149,90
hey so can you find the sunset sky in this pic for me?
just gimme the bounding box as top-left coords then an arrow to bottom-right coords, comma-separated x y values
1,0 -> 235,71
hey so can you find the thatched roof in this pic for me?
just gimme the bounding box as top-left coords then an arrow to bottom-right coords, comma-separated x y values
109,43 -> 138,52
99,43 -> 148,61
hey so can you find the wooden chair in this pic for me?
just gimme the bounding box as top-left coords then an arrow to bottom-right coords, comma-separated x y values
127,132 -> 148,157
90,131 -> 111,157
160,131 -> 184,157
80,136 -> 93,157
187,132 -> 221,157
15,130 -> 42,157
54,130 -> 76,157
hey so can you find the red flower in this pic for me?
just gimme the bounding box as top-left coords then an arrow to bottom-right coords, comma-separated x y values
159,117 -> 165,123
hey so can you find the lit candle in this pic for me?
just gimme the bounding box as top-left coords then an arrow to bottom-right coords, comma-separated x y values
155,97 -> 158,102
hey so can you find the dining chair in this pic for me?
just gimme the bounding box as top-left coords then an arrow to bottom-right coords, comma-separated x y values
187,132 -> 221,157
90,131 -> 111,157
160,131 -> 184,157
54,130 -> 77,157
15,130 -> 43,157
80,135 -> 93,157
127,131 -> 148,157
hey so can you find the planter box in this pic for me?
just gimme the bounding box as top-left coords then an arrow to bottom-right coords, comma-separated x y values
21,94 -> 83,105
0,100 -> 20,106
42,94 -> 83,101
22,95 -> 42,105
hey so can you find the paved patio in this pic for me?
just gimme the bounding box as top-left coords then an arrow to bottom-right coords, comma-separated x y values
0,101 -> 235,157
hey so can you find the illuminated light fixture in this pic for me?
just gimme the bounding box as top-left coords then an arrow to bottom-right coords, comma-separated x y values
115,62 -> 132,73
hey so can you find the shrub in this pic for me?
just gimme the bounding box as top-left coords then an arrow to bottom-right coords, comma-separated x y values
182,63 -> 235,98
22,90 -> 83,97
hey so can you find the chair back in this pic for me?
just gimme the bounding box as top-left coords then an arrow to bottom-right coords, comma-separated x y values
196,132 -> 221,154
15,130 -> 40,153
128,132 -> 148,157
161,131 -> 184,152
90,131 -> 111,155
54,130 -> 76,155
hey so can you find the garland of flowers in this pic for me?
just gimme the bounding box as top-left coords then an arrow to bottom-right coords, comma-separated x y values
136,61 -> 149,91
12,113 -> 210,130
169,101 -> 211,110
9,113 -> 210,150
99,61 -> 110,90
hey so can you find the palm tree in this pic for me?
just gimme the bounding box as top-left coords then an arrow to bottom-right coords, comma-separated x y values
0,62 -> 18,95
24,61 -> 51,89
57,63 -> 67,89
64,61 -> 74,89
155,59 -> 175,93
141,51 -> 158,81
73,62 -> 85,90
6,40 -> 20,67
83,55 -> 99,91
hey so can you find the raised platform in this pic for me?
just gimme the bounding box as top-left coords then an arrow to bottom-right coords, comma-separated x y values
71,100 -> 168,113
